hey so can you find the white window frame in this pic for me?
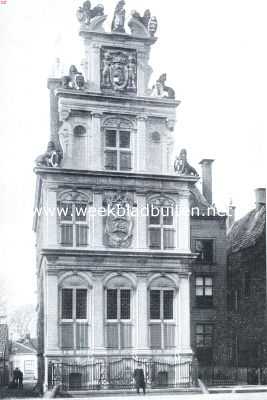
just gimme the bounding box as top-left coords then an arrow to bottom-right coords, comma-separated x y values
104,128 -> 132,171
59,201 -> 89,248
148,205 -> 176,250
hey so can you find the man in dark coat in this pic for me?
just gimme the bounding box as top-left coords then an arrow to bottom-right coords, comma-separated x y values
133,363 -> 146,394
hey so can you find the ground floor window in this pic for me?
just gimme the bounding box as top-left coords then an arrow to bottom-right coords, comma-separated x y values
195,324 -> 213,365
149,289 -> 175,349
105,288 -> 132,349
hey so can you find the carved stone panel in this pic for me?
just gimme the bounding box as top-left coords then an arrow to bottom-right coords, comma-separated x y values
100,47 -> 137,94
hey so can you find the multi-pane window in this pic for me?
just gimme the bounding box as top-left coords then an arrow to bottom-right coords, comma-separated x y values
60,288 -> 88,350
196,324 -> 214,365
106,289 -> 132,349
195,277 -> 213,308
59,202 -> 88,247
104,129 -> 132,171
149,289 -> 175,349
148,206 -> 175,250
195,239 -> 214,264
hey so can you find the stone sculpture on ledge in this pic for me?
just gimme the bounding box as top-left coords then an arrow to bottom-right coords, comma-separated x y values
111,0 -> 126,33
76,1 -> 104,25
174,149 -> 199,176
128,10 -> 158,38
151,73 -> 175,99
130,9 -> 151,28
62,65 -> 85,90
35,141 -> 62,168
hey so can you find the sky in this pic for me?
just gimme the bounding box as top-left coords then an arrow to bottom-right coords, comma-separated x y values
0,0 -> 266,308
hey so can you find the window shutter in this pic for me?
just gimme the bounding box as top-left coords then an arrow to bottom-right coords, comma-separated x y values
61,323 -> 74,349
120,152 -> 132,171
163,229 -> 175,249
150,324 -> 162,349
120,324 -> 132,349
119,131 -> 130,148
149,229 -> 161,249
164,324 -> 175,348
76,225 -> 88,247
106,324 -> 119,348
76,323 -> 88,349
105,150 -> 117,170
61,225 -> 73,246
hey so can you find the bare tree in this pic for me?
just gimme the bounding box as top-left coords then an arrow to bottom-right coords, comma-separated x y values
8,304 -> 36,340
0,273 -> 7,317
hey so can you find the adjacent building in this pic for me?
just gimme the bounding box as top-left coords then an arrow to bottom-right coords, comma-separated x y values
0,322 -> 9,386
9,336 -> 38,381
227,188 -> 266,374
33,2 -> 200,390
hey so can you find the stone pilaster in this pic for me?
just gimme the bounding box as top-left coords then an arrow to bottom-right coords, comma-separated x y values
135,275 -> 149,351
43,188 -> 57,248
45,273 -> 58,351
89,112 -> 103,170
136,194 -> 147,250
136,116 -> 147,173
92,192 -> 104,248
92,275 -> 105,351
178,192 -> 191,252
178,274 -> 192,354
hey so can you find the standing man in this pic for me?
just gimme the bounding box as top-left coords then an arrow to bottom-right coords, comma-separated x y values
133,362 -> 146,395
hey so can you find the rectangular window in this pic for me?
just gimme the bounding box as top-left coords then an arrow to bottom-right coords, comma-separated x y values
106,288 -> 132,349
195,277 -> 213,308
195,239 -> 214,264
104,129 -> 132,171
196,324 -> 214,365
60,288 -> 88,350
149,205 -> 175,250
59,202 -> 88,248
149,289 -> 175,350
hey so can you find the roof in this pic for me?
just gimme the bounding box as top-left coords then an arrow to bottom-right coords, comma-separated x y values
10,338 -> 37,355
227,205 -> 266,253
0,324 -> 8,359
190,186 -> 211,211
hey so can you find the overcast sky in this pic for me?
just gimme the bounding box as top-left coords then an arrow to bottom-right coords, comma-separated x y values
0,0 -> 266,308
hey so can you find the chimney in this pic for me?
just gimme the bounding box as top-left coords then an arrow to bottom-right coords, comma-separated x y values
227,199 -> 236,230
255,188 -> 266,209
199,159 -> 214,204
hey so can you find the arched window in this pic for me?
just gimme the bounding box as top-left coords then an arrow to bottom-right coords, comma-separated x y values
59,274 -> 91,350
57,192 -> 90,247
104,274 -> 135,349
148,276 -> 177,350
103,118 -> 133,171
148,197 -> 175,250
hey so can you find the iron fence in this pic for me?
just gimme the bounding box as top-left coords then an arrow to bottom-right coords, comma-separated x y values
48,357 -> 194,390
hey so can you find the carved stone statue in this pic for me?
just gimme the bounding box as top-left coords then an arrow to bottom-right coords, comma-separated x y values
130,9 -> 151,28
35,141 -> 62,168
101,48 -> 137,93
174,149 -> 199,176
151,73 -> 175,99
103,192 -> 134,248
62,65 -> 85,90
148,16 -> 158,37
76,1 -> 104,25
111,0 -> 126,33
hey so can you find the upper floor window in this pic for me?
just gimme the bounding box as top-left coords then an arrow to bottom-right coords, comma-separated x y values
149,289 -> 175,349
148,205 -> 175,250
195,276 -> 213,308
57,191 -> 91,248
195,239 -> 214,264
104,129 -> 131,171
59,202 -> 88,247
103,117 -> 134,172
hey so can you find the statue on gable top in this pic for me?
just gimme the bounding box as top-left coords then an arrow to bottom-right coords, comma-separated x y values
62,65 -> 85,90
76,1 -> 104,25
151,73 -> 175,99
35,141 -> 62,168
174,149 -> 199,176
111,0 -> 126,33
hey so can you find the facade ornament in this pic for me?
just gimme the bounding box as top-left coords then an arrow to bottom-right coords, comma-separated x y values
103,192 -> 135,248
151,73 -> 175,99
131,9 -> 151,28
174,149 -> 199,176
76,1 -> 104,25
35,141 -> 62,168
100,48 -> 137,93
148,16 -> 158,37
62,65 -> 85,90
166,118 -> 176,131
111,0 -> 126,33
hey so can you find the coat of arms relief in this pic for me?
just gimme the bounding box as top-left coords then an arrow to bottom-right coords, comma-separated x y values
100,47 -> 137,93
103,192 -> 135,248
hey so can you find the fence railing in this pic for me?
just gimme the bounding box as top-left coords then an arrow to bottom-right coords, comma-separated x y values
198,366 -> 267,386
48,358 -> 194,390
